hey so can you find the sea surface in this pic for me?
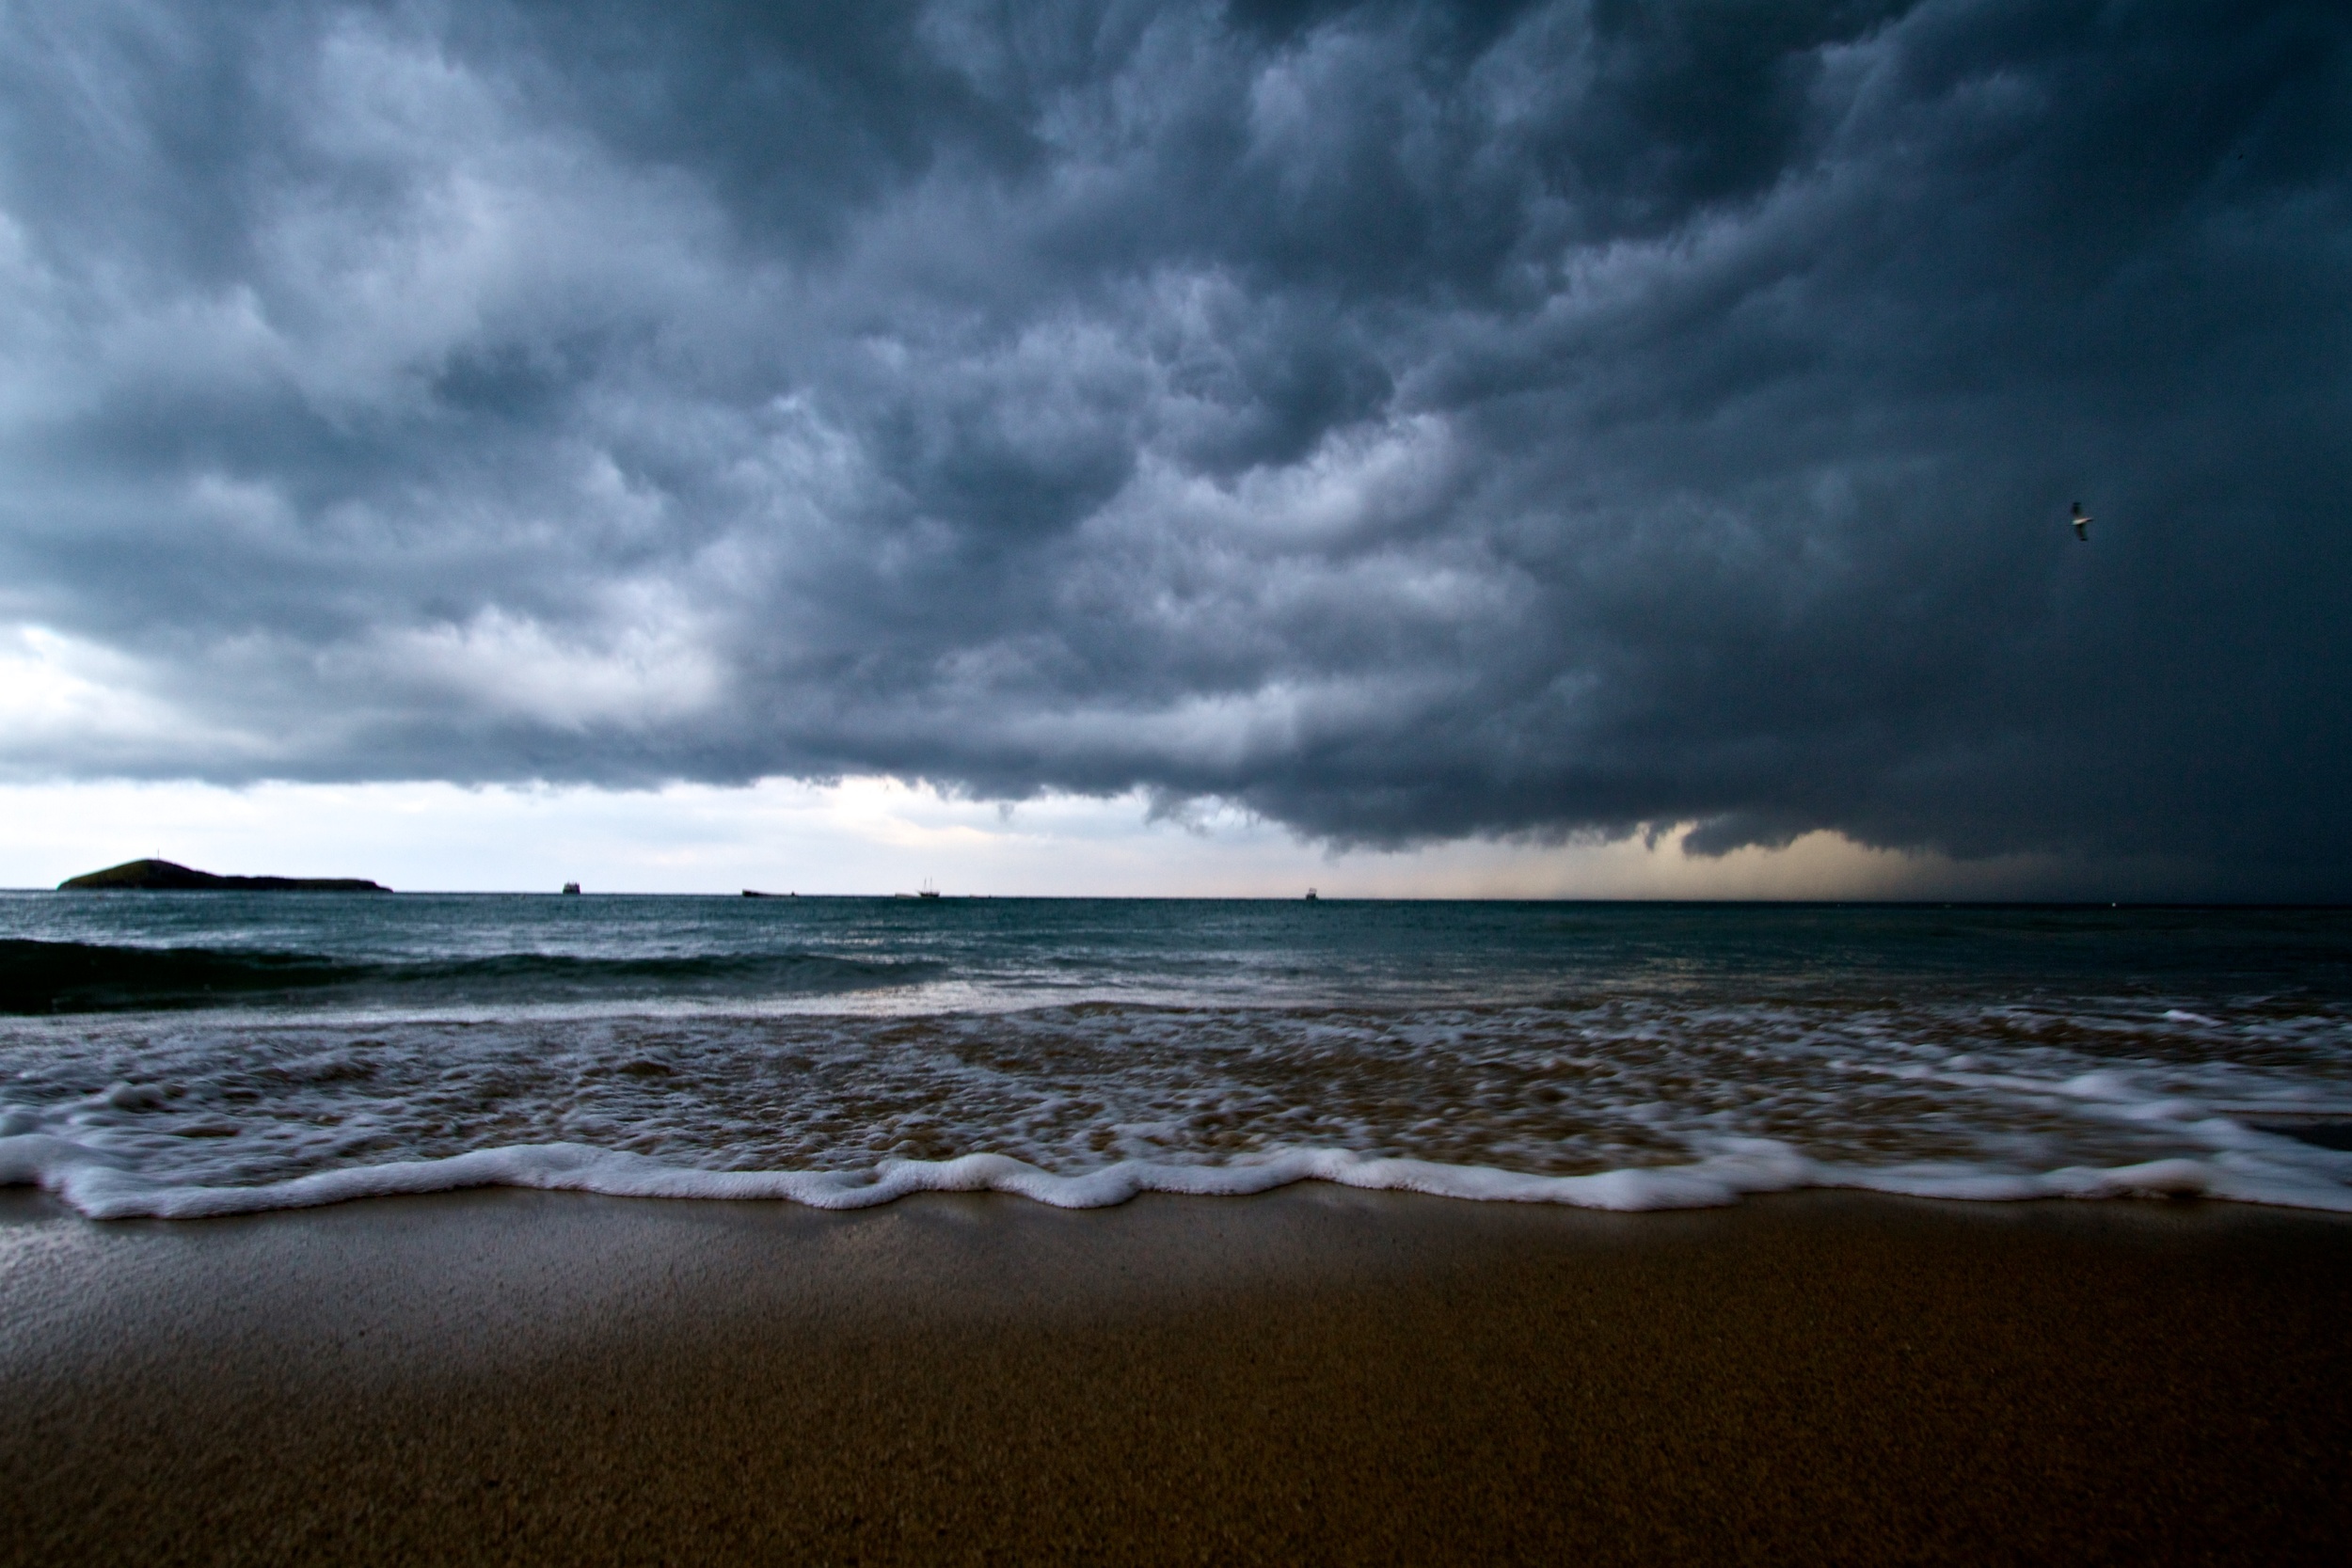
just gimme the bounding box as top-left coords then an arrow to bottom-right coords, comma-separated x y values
2,893 -> 2349,1219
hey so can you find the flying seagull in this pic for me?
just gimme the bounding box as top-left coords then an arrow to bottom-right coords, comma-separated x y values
2071,501 -> 2091,541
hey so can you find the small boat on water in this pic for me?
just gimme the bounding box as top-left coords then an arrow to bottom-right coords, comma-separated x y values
741,889 -> 796,898
1304,888 -> 1319,901
562,881 -> 581,895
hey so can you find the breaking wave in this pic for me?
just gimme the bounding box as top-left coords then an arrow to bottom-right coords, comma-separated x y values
0,939 -> 939,1014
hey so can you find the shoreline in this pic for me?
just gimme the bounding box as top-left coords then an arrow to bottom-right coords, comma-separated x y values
4,1186 -> 2350,1563
14,1135 -> 2351,1221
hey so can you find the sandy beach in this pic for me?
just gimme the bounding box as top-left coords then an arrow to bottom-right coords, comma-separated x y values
3,1186 -> 2348,1564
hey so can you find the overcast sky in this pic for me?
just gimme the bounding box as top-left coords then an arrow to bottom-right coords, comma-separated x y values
2,0 -> 2345,896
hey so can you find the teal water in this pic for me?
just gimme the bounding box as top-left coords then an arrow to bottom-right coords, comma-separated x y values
2,895 -> 2348,1217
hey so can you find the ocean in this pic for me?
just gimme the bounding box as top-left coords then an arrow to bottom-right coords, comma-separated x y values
2,893 -> 2348,1219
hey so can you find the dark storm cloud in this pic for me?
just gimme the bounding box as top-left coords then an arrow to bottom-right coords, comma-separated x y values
1,0 -> 2346,894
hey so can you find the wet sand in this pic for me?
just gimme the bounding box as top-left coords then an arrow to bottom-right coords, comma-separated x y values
2,1186 -> 2348,1564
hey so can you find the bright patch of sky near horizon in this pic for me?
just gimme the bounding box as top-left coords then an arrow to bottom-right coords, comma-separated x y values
0,777 -> 2077,900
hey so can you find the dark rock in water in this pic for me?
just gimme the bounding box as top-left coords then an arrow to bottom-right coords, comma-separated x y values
57,859 -> 389,894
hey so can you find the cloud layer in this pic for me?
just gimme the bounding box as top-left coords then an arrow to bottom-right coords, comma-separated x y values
2,0 -> 2346,894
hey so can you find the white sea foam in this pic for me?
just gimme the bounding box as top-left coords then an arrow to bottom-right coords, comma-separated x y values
6,1129 -> 2350,1222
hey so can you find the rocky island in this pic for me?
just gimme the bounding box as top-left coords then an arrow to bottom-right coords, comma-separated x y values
57,859 -> 390,893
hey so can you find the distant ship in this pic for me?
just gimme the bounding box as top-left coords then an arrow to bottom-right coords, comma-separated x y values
1304,888 -> 1319,901
562,882 -> 580,895
918,879 -> 942,900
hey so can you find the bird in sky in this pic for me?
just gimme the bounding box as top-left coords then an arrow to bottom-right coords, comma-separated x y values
2072,501 -> 2091,541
